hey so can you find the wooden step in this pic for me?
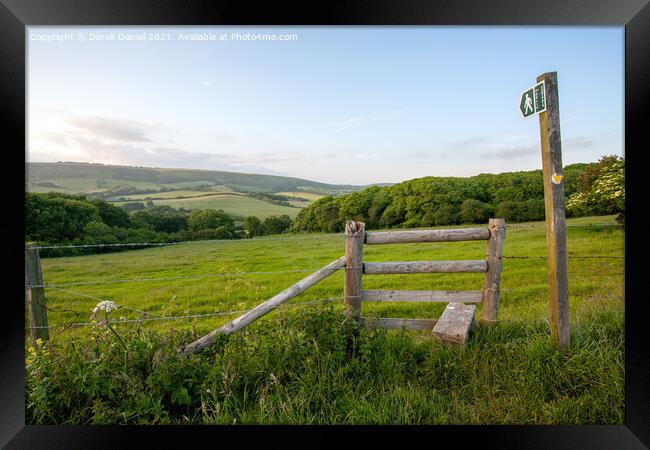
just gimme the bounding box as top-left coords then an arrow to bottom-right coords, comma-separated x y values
431,302 -> 477,345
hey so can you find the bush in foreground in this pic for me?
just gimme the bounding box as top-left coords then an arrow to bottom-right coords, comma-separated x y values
26,302 -> 623,425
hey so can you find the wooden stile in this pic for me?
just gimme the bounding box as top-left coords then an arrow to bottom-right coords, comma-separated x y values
365,227 -> 489,245
364,260 -> 487,275
362,317 -> 437,331
178,218 -> 505,354
432,302 -> 477,345
361,290 -> 482,303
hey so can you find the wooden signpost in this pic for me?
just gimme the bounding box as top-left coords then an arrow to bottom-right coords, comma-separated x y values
521,71 -> 570,351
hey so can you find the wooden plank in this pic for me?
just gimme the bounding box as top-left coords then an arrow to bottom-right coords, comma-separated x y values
344,221 -> 365,327
364,260 -> 487,274
361,290 -> 482,303
365,228 -> 489,245
537,72 -> 570,352
25,244 -> 49,345
362,317 -> 437,331
180,255 -> 347,354
481,218 -> 506,323
432,302 -> 476,345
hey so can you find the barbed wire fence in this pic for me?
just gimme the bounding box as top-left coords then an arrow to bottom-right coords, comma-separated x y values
28,221 -> 623,251
24,223 -> 624,339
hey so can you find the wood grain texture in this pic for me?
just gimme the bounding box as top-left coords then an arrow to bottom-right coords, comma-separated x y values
362,317 -> 437,331
365,228 -> 489,245
25,244 -> 49,344
344,221 -> 365,327
481,218 -> 506,323
364,260 -> 487,274
432,302 -> 476,345
361,290 -> 482,303
180,255 -> 346,354
537,72 -> 570,352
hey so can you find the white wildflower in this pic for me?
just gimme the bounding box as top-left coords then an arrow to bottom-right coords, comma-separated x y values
92,300 -> 118,315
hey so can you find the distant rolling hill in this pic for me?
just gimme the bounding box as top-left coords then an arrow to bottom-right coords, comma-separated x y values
26,162 -> 386,219
26,161 -> 364,194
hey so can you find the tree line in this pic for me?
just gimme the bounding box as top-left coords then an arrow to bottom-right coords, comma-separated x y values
26,156 -> 623,256
291,155 -> 624,233
25,193 -> 292,257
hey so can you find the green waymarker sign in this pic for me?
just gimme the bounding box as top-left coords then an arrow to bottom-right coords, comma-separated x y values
520,81 -> 546,118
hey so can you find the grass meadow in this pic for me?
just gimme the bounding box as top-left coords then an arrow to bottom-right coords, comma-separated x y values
114,193 -> 302,218
25,215 -> 624,425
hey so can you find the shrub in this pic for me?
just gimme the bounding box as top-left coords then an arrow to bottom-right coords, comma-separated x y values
459,199 -> 492,224
433,203 -> 459,226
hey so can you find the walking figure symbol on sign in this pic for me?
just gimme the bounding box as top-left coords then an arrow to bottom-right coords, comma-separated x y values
524,93 -> 533,114
520,82 -> 546,118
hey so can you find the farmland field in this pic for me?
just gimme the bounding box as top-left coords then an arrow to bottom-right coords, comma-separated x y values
109,189 -> 231,201
114,193 -> 302,218
276,191 -> 326,201
27,177 -> 163,193
26,215 -> 624,425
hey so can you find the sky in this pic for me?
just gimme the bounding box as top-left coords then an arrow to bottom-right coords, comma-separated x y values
27,26 -> 624,185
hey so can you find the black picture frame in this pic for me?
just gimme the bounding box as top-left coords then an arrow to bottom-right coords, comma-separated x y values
2,0 -> 648,448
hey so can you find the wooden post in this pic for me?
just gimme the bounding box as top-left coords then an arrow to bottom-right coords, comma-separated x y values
481,218 -> 505,323
344,220 -> 365,358
344,221 -> 365,325
537,72 -> 570,351
25,243 -> 49,345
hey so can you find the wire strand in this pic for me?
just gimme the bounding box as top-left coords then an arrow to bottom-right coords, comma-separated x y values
25,296 -> 343,330
26,268 -> 328,288
30,234 -> 345,250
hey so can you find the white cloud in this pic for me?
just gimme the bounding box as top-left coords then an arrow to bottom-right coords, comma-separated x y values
328,115 -> 367,133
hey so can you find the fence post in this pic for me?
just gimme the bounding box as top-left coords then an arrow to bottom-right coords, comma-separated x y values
344,220 -> 365,358
25,243 -> 49,345
481,218 -> 505,323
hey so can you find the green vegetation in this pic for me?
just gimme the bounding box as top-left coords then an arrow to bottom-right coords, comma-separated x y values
128,193 -> 301,219
292,157 -> 623,232
276,191 -> 326,201
26,216 -> 623,424
244,215 -> 293,237
27,177 -> 162,194
25,193 -> 246,255
566,155 -> 625,223
110,190 -> 230,201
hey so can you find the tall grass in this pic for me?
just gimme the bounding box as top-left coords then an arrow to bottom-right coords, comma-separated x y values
26,298 -> 623,424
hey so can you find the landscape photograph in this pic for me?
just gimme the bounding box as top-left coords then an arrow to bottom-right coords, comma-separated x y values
24,26 -> 624,425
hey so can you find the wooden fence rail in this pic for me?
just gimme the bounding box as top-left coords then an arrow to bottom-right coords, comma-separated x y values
180,255 -> 347,354
361,290 -> 483,303
348,218 -> 505,344
365,228 -> 489,245
363,260 -> 487,274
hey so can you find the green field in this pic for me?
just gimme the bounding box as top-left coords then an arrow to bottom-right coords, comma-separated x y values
27,177 -> 163,193
110,189 -> 232,201
115,193 -> 302,218
276,191 -> 324,208
276,191 -> 326,201
26,216 -> 624,424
